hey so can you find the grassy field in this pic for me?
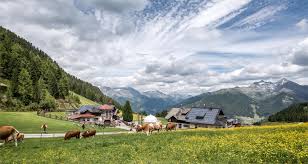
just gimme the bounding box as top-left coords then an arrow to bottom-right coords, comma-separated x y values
56,91 -> 100,110
0,112 -> 124,133
1,123 -> 307,163
70,91 -> 100,106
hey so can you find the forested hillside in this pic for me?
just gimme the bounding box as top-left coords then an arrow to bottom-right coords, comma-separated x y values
0,26 -> 120,111
268,103 -> 308,122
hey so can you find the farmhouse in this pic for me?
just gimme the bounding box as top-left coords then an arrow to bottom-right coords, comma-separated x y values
69,103 -> 118,124
165,107 -> 227,128
165,108 -> 190,123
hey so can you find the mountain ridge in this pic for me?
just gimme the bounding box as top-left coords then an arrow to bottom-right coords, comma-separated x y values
175,78 -> 308,118
100,86 -> 189,114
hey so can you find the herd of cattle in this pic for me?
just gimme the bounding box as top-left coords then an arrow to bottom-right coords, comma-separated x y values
0,122 -> 177,147
64,129 -> 96,140
135,122 -> 176,135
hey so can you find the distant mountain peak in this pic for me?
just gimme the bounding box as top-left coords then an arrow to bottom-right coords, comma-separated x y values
100,86 -> 190,114
143,90 -> 168,99
276,78 -> 290,86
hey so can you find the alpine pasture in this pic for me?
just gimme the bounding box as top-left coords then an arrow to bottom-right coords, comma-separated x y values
1,123 -> 307,163
0,112 -> 124,133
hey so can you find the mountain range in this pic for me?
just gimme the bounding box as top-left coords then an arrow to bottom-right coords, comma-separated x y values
100,86 -> 190,114
176,78 -> 308,119
101,78 -> 308,119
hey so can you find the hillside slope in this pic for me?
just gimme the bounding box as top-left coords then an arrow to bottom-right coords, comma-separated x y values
268,102 -> 308,122
0,26 -> 120,111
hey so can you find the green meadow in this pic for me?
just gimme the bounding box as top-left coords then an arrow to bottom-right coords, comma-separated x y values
1,123 -> 307,163
0,112 -> 124,133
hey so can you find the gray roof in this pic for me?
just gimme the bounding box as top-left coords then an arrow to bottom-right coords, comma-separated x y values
185,108 -> 222,125
165,108 -> 191,121
165,108 -> 180,119
78,105 -> 100,114
177,108 -> 191,121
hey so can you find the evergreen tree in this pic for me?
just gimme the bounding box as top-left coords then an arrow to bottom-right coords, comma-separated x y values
123,101 -> 133,122
17,68 -> 33,105
39,89 -> 56,111
59,75 -> 69,98
268,102 -> 308,122
33,77 -> 46,103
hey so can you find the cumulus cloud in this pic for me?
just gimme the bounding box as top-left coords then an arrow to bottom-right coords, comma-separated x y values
289,38 -> 308,66
75,0 -> 148,13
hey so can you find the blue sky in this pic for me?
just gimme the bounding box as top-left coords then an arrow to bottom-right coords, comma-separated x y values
0,0 -> 308,95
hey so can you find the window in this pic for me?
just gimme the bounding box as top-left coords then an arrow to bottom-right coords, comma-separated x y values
196,113 -> 206,119
196,116 -> 204,119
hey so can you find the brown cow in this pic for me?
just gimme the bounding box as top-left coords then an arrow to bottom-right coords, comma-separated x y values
142,123 -> 154,136
64,130 -> 80,140
135,125 -> 143,132
154,122 -> 163,133
82,129 -> 96,138
0,126 -> 19,146
166,122 -> 176,131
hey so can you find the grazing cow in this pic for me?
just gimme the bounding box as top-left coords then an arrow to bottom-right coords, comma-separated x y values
64,130 -> 80,140
154,122 -> 163,133
82,129 -> 96,138
7,132 -> 24,142
142,123 -> 154,136
0,126 -> 19,146
166,123 -> 176,131
135,125 -> 143,132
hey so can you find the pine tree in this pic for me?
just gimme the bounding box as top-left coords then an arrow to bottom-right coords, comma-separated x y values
59,75 -> 69,99
39,89 -> 56,111
33,77 -> 46,103
17,68 -> 33,105
123,101 -> 133,122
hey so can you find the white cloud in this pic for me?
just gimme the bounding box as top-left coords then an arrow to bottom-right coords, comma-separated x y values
296,19 -> 308,31
289,38 -> 308,66
0,0 -> 307,95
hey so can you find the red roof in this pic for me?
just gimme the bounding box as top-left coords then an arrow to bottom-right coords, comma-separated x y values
70,113 -> 96,119
98,104 -> 114,110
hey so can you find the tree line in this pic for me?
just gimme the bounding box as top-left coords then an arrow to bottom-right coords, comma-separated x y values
268,102 -> 308,122
0,26 -> 120,111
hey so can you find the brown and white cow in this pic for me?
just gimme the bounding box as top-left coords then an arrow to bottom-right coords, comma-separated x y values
142,123 -> 154,136
7,132 -> 24,143
154,122 -> 163,133
135,124 -> 143,132
0,126 -> 19,146
82,129 -> 96,138
64,130 -> 81,140
166,122 -> 176,131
